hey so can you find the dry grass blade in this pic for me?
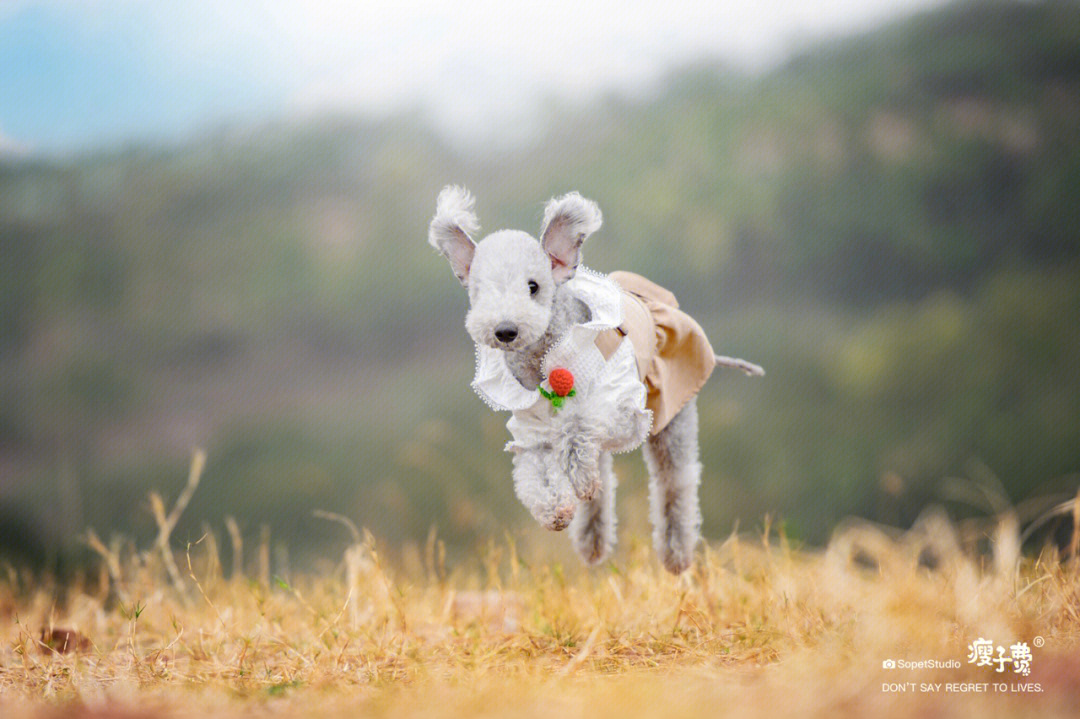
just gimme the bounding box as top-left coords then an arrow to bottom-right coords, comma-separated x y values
151,448 -> 207,594
312,510 -> 362,545
1071,487 -> 1080,560
83,528 -> 124,600
1020,498 -> 1080,547
224,515 -> 243,579
559,625 -> 602,676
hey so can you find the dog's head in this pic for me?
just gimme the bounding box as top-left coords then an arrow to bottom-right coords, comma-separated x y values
427,186 -> 602,351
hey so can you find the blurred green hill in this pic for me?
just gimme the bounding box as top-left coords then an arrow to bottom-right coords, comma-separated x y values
2,0 -> 1079,569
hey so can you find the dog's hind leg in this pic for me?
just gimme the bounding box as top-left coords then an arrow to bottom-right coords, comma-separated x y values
569,452 -> 617,565
642,397 -> 702,574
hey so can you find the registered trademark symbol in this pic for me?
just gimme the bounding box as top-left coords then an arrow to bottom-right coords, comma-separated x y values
1033,636 -> 1045,647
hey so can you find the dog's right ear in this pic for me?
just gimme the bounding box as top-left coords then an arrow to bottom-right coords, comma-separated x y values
428,185 -> 479,286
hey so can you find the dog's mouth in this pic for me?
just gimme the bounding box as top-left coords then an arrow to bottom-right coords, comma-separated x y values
486,336 -> 527,351
467,316 -> 541,352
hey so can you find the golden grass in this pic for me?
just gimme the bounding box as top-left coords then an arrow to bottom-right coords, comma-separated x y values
2,508 -> 1080,719
3,455 -> 1080,718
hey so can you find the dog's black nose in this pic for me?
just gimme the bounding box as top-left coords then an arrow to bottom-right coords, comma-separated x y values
494,323 -> 518,344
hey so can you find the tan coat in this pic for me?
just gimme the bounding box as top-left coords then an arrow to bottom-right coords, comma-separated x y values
593,271 -> 715,434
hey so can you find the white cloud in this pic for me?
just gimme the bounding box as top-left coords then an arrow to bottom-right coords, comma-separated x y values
4,0 -> 951,149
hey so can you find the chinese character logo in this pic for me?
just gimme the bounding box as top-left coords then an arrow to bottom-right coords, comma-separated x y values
1010,642 -> 1033,676
967,638 -> 994,667
966,638 -> 1032,676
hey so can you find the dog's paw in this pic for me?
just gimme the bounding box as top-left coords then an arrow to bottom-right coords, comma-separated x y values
524,472 -> 577,531
533,501 -> 576,532
571,507 -> 613,566
657,521 -> 700,574
571,474 -> 600,503
565,453 -> 600,498
659,546 -> 694,574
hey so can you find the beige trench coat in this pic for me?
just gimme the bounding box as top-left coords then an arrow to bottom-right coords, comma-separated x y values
593,271 -> 715,434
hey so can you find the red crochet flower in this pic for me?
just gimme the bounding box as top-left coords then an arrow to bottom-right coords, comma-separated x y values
538,367 -> 576,411
548,368 -> 575,397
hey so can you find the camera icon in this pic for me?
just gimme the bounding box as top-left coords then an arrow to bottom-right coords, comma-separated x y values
882,659 -> 897,669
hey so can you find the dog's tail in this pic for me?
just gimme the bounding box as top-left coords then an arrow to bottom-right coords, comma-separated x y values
714,354 -> 765,377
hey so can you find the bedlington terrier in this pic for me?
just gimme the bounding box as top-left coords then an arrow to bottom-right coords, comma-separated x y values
427,186 -> 762,573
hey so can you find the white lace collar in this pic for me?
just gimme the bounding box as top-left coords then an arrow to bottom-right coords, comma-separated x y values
471,268 -> 624,411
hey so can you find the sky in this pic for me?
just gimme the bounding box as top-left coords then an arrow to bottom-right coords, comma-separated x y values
0,0 -> 949,155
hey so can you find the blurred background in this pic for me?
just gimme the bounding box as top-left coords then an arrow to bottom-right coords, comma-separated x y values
1,0 -> 1078,573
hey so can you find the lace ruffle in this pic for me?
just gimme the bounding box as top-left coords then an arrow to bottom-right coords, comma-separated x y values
471,267 -> 624,411
466,267 -> 651,454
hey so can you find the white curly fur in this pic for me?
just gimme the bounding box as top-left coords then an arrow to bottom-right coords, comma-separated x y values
428,185 -> 480,284
428,187 -> 722,573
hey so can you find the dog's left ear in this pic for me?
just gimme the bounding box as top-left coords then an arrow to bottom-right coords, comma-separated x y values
540,192 -> 602,284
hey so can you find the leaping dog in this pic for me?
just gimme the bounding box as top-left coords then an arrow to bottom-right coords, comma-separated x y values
428,187 -> 762,572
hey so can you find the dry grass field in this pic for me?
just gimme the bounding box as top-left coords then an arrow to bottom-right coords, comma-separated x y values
2,459 -> 1080,719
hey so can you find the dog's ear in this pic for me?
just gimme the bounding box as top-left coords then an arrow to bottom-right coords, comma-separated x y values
428,185 -> 480,286
540,192 -> 602,284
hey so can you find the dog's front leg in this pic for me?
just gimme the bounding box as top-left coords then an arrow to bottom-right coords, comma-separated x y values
552,409 -> 602,502
511,447 -> 576,531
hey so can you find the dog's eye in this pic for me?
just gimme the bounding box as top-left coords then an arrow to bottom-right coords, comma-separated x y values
528,280 -> 539,296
